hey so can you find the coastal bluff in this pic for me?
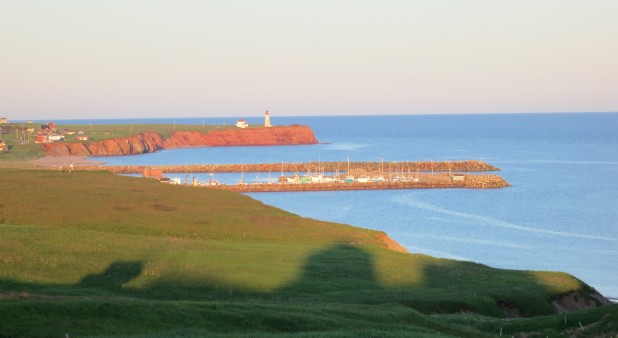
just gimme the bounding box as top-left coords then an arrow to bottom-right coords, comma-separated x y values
41,125 -> 318,157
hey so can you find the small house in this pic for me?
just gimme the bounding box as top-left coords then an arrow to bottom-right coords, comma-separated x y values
143,168 -> 163,179
48,134 -> 65,141
235,119 -> 249,128
0,117 -> 8,124
39,122 -> 56,135
452,174 -> 465,182
143,168 -> 169,182
35,135 -> 49,143
76,136 -> 89,141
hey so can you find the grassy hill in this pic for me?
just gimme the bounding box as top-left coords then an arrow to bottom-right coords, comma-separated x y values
0,169 -> 616,337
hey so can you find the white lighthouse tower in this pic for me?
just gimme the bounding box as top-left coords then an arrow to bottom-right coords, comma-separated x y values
264,110 -> 271,127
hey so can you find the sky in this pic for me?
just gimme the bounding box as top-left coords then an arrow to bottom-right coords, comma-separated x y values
1,0 -> 617,120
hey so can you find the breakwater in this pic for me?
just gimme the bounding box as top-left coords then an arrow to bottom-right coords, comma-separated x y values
78,160 -> 499,174
203,173 -> 509,192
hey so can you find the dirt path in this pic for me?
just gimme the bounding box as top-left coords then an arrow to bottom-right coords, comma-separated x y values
28,156 -> 105,167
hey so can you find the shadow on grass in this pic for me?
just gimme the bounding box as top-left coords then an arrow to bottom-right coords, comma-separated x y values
0,244 -> 606,318
79,260 -> 144,291
1,245 -> 617,338
279,244 -> 379,295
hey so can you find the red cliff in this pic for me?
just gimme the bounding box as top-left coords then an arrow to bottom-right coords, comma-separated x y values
41,126 -> 318,157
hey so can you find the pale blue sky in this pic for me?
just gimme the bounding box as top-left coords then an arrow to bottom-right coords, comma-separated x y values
1,0 -> 617,119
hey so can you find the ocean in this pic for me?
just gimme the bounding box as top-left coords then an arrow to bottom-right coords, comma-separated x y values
76,113 -> 618,298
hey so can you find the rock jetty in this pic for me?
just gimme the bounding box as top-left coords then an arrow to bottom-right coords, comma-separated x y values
205,173 -> 510,192
96,160 -> 500,175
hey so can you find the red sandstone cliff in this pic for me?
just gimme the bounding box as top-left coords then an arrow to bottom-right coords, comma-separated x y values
41,126 -> 318,157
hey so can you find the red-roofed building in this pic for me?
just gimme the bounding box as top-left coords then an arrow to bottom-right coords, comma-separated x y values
236,119 -> 248,128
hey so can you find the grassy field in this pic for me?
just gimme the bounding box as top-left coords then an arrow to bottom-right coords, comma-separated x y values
0,169 -> 616,337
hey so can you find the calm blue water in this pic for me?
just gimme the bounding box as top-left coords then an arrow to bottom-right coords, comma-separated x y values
81,113 -> 618,297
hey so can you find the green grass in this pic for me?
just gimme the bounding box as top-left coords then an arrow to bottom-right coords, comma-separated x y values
0,169 -> 616,337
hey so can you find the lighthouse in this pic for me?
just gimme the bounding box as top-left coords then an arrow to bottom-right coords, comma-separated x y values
264,110 -> 271,127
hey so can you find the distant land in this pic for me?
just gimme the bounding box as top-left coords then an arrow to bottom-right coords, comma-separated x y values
0,119 -> 317,165
41,125 -> 318,157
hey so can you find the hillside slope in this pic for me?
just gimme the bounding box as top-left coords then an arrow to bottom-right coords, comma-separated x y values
0,169 -> 615,337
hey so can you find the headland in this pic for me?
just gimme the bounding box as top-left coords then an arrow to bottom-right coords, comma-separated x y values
40,125 -> 318,157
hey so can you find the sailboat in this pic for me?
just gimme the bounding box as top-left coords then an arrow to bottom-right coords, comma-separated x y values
372,157 -> 385,182
344,156 -> 355,182
208,172 -> 219,186
237,166 -> 247,185
278,161 -> 287,183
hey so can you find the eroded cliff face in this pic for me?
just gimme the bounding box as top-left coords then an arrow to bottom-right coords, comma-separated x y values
41,126 -> 318,157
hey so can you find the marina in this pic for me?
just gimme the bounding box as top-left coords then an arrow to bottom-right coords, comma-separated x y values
141,164 -> 509,192
51,159 -> 510,191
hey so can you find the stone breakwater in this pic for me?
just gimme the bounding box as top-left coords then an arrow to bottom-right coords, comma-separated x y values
41,125 -> 318,157
206,173 -> 510,192
94,160 -> 500,174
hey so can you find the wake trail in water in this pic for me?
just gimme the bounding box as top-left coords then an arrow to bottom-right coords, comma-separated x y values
414,233 -> 531,250
325,142 -> 367,151
403,244 -> 471,262
497,159 -> 618,165
393,195 -> 618,242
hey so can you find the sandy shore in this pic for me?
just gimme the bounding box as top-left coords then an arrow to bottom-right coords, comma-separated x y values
28,156 -> 105,167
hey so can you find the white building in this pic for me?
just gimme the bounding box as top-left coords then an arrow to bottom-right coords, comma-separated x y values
264,110 -> 271,127
48,134 -> 65,141
236,119 -> 249,128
